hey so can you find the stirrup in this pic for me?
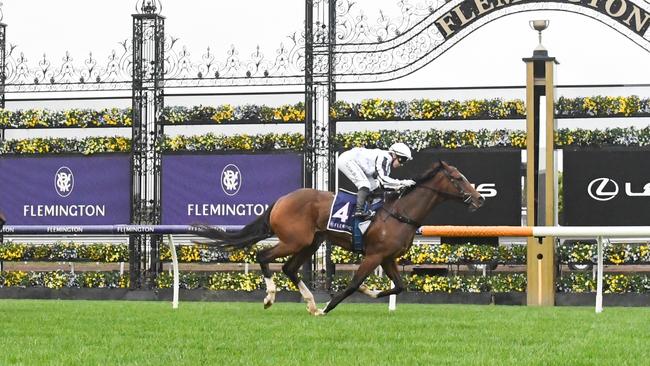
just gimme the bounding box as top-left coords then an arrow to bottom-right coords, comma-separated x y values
354,210 -> 370,220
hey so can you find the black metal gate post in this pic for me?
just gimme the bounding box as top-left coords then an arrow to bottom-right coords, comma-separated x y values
0,15 -> 6,143
325,0 -> 337,291
302,0 -> 315,287
0,14 -> 7,249
131,1 -> 165,289
0,17 -> 6,111
304,0 -> 337,290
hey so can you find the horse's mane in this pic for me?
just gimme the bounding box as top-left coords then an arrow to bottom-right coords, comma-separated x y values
381,161 -> 448,205
414,161 -> 445,184
399,160 -> 446,196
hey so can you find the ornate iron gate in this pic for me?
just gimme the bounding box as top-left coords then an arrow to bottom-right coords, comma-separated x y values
0,0 -> 648,288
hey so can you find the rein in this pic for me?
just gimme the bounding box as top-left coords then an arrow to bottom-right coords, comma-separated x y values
380,207 -> 421,227
410,165 -> 467,200
384,162 -> 470,227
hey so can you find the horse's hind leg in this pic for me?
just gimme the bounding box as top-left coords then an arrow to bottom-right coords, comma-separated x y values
257,243 -> 299,309
282,234 -> 324,315
318,254 -> 383,315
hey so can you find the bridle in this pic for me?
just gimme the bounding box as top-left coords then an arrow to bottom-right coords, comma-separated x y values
382,163 -> 474,227
408,164 -> 473,204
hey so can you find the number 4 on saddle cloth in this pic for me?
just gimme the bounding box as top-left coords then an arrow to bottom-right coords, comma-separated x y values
327,189 -> 384,253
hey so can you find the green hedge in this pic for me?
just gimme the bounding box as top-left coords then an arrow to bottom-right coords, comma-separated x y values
0,136 -> 130,155
2,270 -> 650,293
4,127 -> 650,154
153,272 -> 528,292
332,244 -> 526,265
163,103 -> 305,124
558,241 -> 650,264
0,108 -> 132,128
161,132 -> 304,152
5,241 -> 524,264
4,96 -> 647,129
556,96 -> 650,118
0,270 -> 128,289
332,99 -> 526,120
4,241 -> 650,266
0,241 -> 128,262
557,273 -> 650,293
332,96 -> 650,120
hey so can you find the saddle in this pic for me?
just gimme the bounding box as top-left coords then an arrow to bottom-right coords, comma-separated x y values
327,189 -> 384,253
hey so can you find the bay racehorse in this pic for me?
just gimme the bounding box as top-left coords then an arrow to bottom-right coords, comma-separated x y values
195,160 -> 484,315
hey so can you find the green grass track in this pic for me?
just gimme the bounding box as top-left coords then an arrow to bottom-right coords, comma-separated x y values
0,300 -> 649,365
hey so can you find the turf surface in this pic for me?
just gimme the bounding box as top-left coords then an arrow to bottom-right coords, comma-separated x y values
0,299 -> 648,365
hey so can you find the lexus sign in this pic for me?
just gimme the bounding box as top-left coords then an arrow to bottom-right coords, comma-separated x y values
563,149 -> 650,226
587,178 -> 619,201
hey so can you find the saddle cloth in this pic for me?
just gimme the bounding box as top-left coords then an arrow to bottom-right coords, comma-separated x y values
327,189 -> 383,235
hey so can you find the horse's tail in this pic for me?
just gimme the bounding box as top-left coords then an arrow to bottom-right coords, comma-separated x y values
194,202 -> 275,251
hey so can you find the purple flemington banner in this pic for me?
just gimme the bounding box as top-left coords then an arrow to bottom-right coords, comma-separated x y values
0,155 -> 131,225
162,153 -> 302,225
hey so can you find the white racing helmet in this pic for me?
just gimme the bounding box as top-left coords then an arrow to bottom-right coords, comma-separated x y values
389,142 -> 413,162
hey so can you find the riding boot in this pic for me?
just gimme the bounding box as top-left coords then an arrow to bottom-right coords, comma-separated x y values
354,187 -> 370,219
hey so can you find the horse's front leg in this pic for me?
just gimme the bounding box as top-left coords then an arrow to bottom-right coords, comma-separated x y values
357,284 -> 382,298
351,259 -> 404,299
374,258 -> 405,298
317,254 -> 383,315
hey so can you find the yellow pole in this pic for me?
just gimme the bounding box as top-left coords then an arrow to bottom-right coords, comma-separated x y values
524,54 -> 558,306
540,60 -> 557,306
524,60 -> 539,306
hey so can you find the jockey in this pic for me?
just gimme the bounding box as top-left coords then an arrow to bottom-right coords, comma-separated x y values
338,142 -> 416,219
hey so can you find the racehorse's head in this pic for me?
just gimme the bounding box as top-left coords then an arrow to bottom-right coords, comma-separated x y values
416,160 -> 485,212
437,160 -> 484,212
